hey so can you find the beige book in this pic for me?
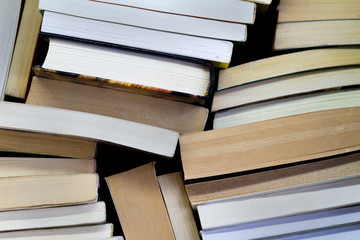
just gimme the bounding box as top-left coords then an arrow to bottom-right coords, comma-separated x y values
212,67 -> 360,112
0,128 -> 97,159
180,107 -> 360,180
0,201 -> 106,232
274,20 -> 360,51
278,0 -> 360,22
0,223 -> 115,240
158,172 -> 200,240
0,173 -> 98,211
217,47 -> 360,90
0,157 -> 95,177
5,0 -> 42,99
27,76 -> 208,134
185,152 -> 360,207
106,162 -> 175,240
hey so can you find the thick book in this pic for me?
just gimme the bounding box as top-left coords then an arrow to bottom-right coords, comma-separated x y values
0,223 -> 116,240
217,47 -> 360,91
197,175 -> 360,230
0,128 -> 97,159
0,102 -> 179,158
180,107 -> 360,180
0,157 -> 95,177
212,67 -> 360,112
40,11 -> 233,68
106,162 -> 175,240
0,173 -> 98,211
158,172 -> 201,240
201,205 -> 360,240
27,76 -> 209,134
0,0 -> 21,100
273,19 -> 360,51
33,37 -> 213,105
278,0 -> 360,22
0,201 -> 106,232
213,89 -> 360,129
38,0 -> 248,41
5,0 -> 42,99
185,152 -> 360,206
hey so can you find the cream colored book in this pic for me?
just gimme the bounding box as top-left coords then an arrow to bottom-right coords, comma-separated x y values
27,76 -> 208,134
0,223 -> 114,239
0,173 -> 98,211
274,20 -> 360,51
185,152 -> 360,207
278,0 -> 360,22
180,107 -> 360,180
158,172 -> 201,240
106,162 -> 175,240
217,47 -> 360,90
0,157 -> 95,177
0,128 -> 97,159
5,0 -> 42,99
213,89 -> 360,129
0,201 -> 106,232
212,67 -> 360,112
0,102 -> 179,158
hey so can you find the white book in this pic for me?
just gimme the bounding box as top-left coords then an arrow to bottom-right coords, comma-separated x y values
0,223 -> 114,240
0,202 -> 106,232
0,102 -> 179,158
41,11 -> 233,68
201,205 -> 360,240
0,0 -> 21,100
197,175 -> 360,230
38,0 -> 247,41
213,89 -> 360,129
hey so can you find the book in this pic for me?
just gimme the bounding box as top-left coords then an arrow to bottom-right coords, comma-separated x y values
106,162 -> 175,240
201,205 -> 360,240
0,0 -> 21,100
38,0 -> 248,41
0,157 -> 95,177
213,89 -> 360,129
278,0 -> 360,22
40,11 -> 234,68
33,37 -> 213,105
180,107 -> 360,180
0,201 -> 106,232
158,172 -> 201,240
273,20 -> 360,51
0,128 -> 97,159
0,102 -> 179,158
212,67 -> 360,112
185,152 -> 360,206
197,175 -> 360,230
5,0 -> 42,99
0,173 -> 98,211
26,76 -> 209,134
0,223 -> 115,239
217,47 -> 360,91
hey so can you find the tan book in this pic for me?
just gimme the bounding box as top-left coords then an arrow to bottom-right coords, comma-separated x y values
212,67 -> 360,112
180,107 -> 360,180
273,20 -> 360,51
158,172 -> 200,240
217,47 -> 360,91
0,157 -> 95,177
26,76 -> 208,134
185,152 -> 360,207
106,162 -> 175,240
278,0 -> 360,22
0,128 -> 97,159
0,173 -> 98,211
5,0 -> 42,99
